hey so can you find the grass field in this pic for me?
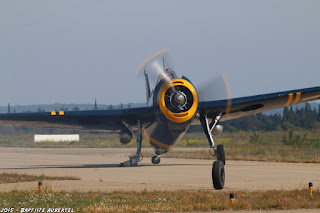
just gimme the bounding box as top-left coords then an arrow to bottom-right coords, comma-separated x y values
0,172 -> 80,184
0,189 -> 318,212
173,130 -> 320,163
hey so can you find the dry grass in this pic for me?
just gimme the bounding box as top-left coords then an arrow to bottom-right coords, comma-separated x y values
146,145 -> 320,163
0,172 -> 80,184
0,189 -> 318,212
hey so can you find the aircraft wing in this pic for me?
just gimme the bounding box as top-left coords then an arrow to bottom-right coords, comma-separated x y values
0,106 -> 155,131
198,86 -> 320,122
1,86 -> 320,131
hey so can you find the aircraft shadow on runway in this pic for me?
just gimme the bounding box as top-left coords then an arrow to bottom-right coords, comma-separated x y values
3,163 -> 200,170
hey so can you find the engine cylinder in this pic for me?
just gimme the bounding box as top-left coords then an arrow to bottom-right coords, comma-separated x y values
119,129 -> 133,144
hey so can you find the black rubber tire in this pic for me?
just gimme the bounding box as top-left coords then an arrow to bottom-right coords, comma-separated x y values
151,156 -> 160,164
217,145 -> 225,165
212,160 -> 225,190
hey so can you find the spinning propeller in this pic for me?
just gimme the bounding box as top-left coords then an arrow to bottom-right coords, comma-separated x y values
135,49 -> 232,119
197,72 -> 232,116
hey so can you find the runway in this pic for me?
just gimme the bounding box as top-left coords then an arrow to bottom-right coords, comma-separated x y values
0,147 -> 319,192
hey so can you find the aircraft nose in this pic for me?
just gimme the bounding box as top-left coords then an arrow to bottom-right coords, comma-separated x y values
175,93 -> 185,103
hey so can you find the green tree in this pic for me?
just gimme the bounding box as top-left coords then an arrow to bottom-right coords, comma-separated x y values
305,102 -> 312,113
37,107 -> 45,112
283,107 -> 289,122
94,98 -> 98,110
249,132 -> 260,144
281,130 -> 307,146
60,106 -> 68,111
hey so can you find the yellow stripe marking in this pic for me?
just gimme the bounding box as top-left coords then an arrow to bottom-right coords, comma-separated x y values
284,93 -> 293,107
291,92 -> 301,106
59,111 -> 65,116
51,111 -> 56,116
142,131 -> 175,150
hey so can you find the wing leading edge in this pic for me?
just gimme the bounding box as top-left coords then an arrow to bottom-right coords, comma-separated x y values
198,86 -> 320,122
0,106 -> 156,131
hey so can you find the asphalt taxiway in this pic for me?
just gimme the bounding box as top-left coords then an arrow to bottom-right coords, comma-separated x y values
0,147 -> 319,192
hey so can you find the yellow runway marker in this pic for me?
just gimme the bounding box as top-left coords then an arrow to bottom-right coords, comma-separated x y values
230,193 -> 235,205
309,182 -> 313,197
38,181 -> 43,192
51,111 -> 56,116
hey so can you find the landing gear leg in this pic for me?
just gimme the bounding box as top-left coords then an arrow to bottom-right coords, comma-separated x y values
200,113 -> 225,190
120,120 -> 142,167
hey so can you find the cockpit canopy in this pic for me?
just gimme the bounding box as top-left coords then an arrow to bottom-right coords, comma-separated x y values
155,69 -> 177,87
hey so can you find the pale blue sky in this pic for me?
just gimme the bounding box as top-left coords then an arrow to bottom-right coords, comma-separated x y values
1,0 -> 320,106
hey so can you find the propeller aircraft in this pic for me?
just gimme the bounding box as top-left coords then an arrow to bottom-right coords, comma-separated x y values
1,49 -> 320,190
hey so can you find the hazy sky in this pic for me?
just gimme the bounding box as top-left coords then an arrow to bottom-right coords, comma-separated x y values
1,0 -> 320,106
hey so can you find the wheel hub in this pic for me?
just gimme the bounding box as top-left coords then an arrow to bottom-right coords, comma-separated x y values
170,92 -> 187,110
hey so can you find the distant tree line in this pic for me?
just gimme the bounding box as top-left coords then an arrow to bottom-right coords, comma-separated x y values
5,99 -> 134,113
223,103 -> 320,132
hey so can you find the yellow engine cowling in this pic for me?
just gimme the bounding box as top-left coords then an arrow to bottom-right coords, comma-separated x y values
158,79 -> 198,123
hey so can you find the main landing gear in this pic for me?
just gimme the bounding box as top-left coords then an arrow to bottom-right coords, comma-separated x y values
119,121 -> 162,166
200,113 -> 225,190
120,120 -> 142,167
151,155 -> 161,164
